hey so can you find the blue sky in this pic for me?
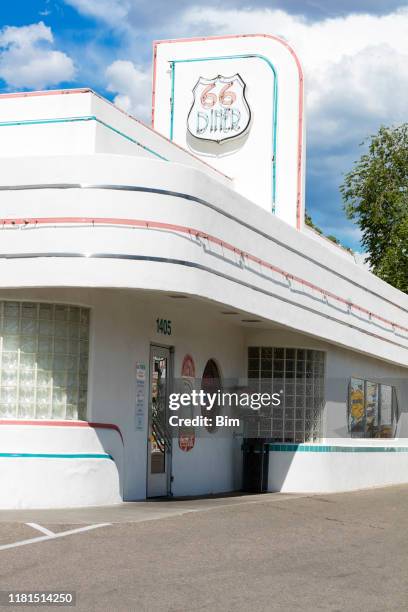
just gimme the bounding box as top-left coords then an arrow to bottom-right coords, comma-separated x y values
1,1 -> 408,251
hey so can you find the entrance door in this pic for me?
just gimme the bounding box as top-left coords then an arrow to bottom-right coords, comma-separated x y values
147,345 -> 172,497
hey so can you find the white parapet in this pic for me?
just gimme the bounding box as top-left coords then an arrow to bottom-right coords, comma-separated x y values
0,151 -> 407,367
269,440 -> 408,493
0,422 -> 123,508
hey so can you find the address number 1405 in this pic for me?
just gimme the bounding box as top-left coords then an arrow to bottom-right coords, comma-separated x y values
156,318 -> 172,336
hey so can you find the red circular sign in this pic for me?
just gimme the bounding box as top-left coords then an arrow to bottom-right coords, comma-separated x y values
181,354 -> 195,378
179,355 -> 196,452
178,431 -> 195,452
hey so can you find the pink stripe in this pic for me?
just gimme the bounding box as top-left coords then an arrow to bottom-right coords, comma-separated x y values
0,419 -> 124,443
152,43 -> 158,128
152,34 -> 304,229
1,215 -> 407,336
0,89 -> 91,100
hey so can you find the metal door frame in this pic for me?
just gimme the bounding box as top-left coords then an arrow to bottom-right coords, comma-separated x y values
146,343 -> 174,498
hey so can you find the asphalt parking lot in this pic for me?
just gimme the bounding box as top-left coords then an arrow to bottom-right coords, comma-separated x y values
0,486 -> 407,611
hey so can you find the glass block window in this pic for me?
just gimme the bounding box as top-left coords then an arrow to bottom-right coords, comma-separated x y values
0,301 -> 90,420
247,347 -> 325,442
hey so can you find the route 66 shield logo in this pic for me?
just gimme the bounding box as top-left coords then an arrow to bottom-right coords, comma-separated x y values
187,74 -> 251,144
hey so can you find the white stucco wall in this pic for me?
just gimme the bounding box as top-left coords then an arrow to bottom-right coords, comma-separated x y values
0,287 -> 245,505
0,151 -> 407,370
0,288 -> 408,505
268,442 -> 408,493
246,330 -> 408,494
247,329 -> 408,440
1,90 -> 408,504
0,424 -> 122,509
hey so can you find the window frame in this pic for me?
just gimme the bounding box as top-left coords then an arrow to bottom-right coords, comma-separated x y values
247,347 -> 325,442
348,377 -> 399,438
201,358 -> 222,433
0,300 -> 90,421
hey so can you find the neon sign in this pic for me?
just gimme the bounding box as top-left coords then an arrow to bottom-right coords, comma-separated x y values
187,74 -> 251,144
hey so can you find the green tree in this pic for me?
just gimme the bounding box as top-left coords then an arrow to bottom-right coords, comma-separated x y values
305,210 -> 352,253
341,124 -> 408,292
305,211 -> 323,234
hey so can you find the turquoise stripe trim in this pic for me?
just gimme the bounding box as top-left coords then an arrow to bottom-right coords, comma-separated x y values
0,116 -> 169,162
268,443 -> 408,453
0,452 -> 113,459
94,117 -> 168,161
0,116 -> 93,127
169,54 -> 278,211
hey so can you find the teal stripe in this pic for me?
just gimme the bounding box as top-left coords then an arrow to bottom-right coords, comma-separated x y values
0,452 -> 113,459
94,117 -> 168,161
0,116 -> 93,127
269,443 -> 408,453
0,116 -> 168,162
169,54 -> 278,211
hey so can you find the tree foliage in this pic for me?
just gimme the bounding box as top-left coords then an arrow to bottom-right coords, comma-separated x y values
341,124 -> 408,292
305,211 -> 323,234
305,210 -> 352,252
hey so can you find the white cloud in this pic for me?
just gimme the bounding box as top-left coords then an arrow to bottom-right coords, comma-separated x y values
64,0 -> 130,26
305,41 -> 408,147
105,60 -> 151,121
178,7 -> 408,146
95,5 -> 408,149
0,22 -> 75,89
62,1 -> 408,138
64,2 -> 407,248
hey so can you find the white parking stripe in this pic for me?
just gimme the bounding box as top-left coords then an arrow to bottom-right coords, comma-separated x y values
25,523 -> 55,537
0,523 -> 111,552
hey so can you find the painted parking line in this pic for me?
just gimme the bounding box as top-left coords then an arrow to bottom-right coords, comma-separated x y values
0,523 -> 111,552
26,523 -> 56,537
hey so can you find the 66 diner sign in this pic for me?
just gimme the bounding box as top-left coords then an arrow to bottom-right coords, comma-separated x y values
187,74 -> 251,144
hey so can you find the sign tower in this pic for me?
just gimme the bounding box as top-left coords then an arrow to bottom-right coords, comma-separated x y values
152,34 -> 305,229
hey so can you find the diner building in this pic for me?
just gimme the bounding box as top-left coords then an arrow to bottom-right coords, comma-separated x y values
1,34 -> 408,508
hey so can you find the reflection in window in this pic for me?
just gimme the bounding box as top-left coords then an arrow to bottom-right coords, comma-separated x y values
365,381 -> 379,436
349,378 -> 398,438
349,378 -> 364,435
0,301 -> 89,420
150,355 -> 168,473
380,386 -> 393,434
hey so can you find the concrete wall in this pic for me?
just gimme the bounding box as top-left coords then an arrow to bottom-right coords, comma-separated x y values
0,89 -> 230,186
0,287 -> 244,506
325,345 -> 408,439
1,89 -> 408,503
268,442 -> 408,493
1,152 -> 408,370
0,424 -> 123,509
248,329 -> 408,493
1,289 -> 408,506
247,329 -> 408,440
